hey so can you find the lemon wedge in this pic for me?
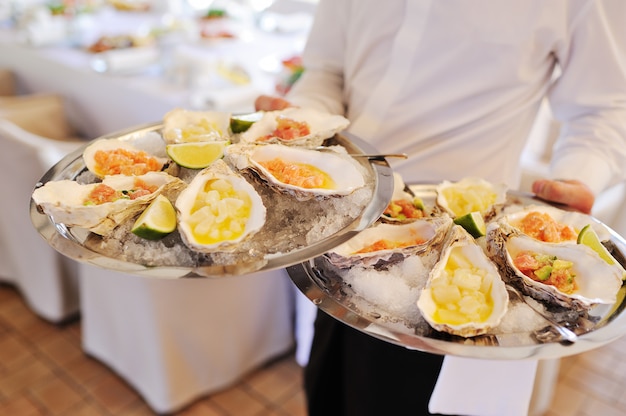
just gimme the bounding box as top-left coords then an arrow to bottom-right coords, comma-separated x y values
166,140 -> 229,169
577,224 -> 626,279
131,195 -> 177,240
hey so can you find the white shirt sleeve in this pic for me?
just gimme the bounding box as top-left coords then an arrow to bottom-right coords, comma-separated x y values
285,0 -> 348,115
548,0 -> 626,194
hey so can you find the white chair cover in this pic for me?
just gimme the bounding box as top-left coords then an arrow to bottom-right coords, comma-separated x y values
0,118 -> 82,322
79,265 -> 296,414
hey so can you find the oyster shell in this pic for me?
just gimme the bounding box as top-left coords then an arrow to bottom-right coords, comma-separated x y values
238,107 -> 350,148
496,203 -> 610,243
162,108 -> 232,144
32,172 -> 185,235
381,172 -> 426,223
486,221 -> 623,311
436,177 -> 507,218
175,159 -> 266,253
244,143 -> 366,201
326,215 -> 453,269
417,225 -> 509,337
83,132 -> 169,178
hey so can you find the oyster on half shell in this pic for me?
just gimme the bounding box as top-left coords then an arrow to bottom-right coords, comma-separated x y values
243,143 -> 366,201
32,172 -> 185,235
83,132 -> 169,178
496,203 -> 610,243
381,172 -> 426,223
238,107 -> 350,148
417,225 -> 509,337
486,221 -> 623,311
162,108 -> 232,144
326,215 -> 453,269
436,177 -> 507,218
175,159 -> 266,253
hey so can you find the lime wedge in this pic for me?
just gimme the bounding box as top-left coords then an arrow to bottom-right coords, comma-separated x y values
166,140 -> 229,169
230,112 -> 263,134
453,211 -> 486,239
577,224 -> 626,279
131,195 -> 177,240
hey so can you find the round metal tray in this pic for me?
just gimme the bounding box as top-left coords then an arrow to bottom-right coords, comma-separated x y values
30,122 -> 394,278
287,185 -> 626,360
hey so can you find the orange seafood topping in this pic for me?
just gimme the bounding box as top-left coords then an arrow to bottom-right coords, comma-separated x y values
517,211 -> 577,243
355,238 -> 426,254
258,158 -> 335,190
384,199 -> 424,220
259,116 -> 311,142
513,251 -> 578,294
94,149 -> 162,176
84,178 -> 158,205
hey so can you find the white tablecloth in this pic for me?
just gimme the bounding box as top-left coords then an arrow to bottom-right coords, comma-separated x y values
0,119 -> 83,322
79,266 -> 295,414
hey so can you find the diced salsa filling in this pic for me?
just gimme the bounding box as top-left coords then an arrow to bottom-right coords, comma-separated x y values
259,117 -> 311,142
517,211 -> 577,243
94,148 -> 162,176
84,179 -> 158,205
258,158 -> 335,189
354,237 -> 426,254
513,250 -> 578,294
384,199 -> 424,220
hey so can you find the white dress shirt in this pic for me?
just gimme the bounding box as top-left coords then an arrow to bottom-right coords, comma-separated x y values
288,0 -> 626,195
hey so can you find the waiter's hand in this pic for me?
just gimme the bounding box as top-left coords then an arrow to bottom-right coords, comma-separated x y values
532,179 -> 595,214
255,95 -> 292,111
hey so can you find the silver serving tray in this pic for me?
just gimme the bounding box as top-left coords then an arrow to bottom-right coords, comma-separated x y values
30,122 -> 394,278
287,184 -> 626,360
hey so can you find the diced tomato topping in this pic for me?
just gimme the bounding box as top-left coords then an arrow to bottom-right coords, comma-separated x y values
384,199 -> 424,219
355,238 -> 426,254
518,211 -> 577,243
86,184 -> 119,205
513,251 -> 540,272
94,149 -> 162,176
259,117 -> 311,142
550,268 -> 577,294
258,158 -> 334,189
513,250 -> 578,294
84,178 -> 158,205
128,179 -> 158,199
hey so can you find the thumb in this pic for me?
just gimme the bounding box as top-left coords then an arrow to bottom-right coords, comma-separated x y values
254,95 -> 292,111
532,179 -> 594,214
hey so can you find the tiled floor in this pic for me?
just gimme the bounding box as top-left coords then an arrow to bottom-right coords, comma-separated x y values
1,282 -> 626,416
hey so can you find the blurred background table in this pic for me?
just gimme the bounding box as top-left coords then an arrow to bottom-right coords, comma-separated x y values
0,0 -> 311,137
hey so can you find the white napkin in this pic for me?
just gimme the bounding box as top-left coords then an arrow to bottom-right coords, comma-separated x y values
429,356 -> 537,416
91,47 -> 159,74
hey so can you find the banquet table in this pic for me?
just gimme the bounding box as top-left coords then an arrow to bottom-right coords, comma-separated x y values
0,5 -> 312,412
0,6 -> 308,138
